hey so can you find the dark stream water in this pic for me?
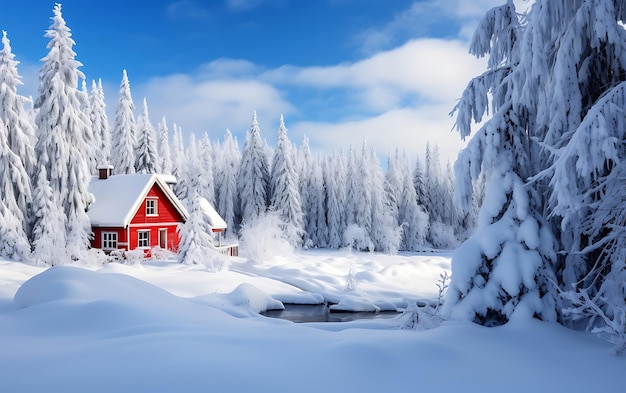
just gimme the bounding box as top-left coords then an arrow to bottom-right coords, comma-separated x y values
262,304 -> 400,323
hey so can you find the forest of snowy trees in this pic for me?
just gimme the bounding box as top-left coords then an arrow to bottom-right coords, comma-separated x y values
0,4 -> 470,267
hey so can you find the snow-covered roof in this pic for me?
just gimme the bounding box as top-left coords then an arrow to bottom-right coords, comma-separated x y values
88,174 -> 188,227
200,197 -> 227,230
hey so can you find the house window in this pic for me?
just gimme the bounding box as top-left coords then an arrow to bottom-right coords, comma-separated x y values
102,232 -> 118,250
138,231 -> 150,248
146,199 -> 158,216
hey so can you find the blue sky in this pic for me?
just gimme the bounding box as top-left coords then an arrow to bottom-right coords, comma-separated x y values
0,0 -> 530,164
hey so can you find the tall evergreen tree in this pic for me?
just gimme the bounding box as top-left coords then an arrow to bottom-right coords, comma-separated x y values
0,117 -> 30,260
178,191 -> 217,269
33,4 -> 93,259
397,152 -> 428,251
269,115 -> 304,247
325,152 -> 347,249
215,129 -> 240,238
31,165 -> 66,265
89,79 -> 110,166
442,0 -> 608,325
110,69 -> 136,174
158,116 -> 173,175
237,111 -> 270,224
135,97 -> 160,174
198,132 -> 215,204
368,146 -> 400,253
0,31 -> 36,179
0,31 -> 34,235
171,123 -> 188,200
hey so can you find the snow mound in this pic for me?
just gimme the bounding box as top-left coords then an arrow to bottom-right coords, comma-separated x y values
222,283 -> 284,313
329,295 -> 380,312
12,266 -> 239,333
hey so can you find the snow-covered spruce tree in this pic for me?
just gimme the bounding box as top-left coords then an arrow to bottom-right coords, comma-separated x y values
297,136 -> 313,245
540,1 -> 626,343
134,97 -> 160,174
79,78 -> 97,173
368,146 -> 400,253
214,129 -> 240,238
198,132 -> 215,204
269,115 -> 304,247
89,79 -> 110,167
396,151 -> 429,251
343,144 -> 374,251
111,69 -> 136,174
442,0 -> 560,325
178,191 -> 219,270
325,152 -> 347,249
0,31 -> 36,179
237,111 -> 270,225
34,4 -> 93,259
171,123 -> 189,201
0,32 -> 34,236
0,116 -> 30,261
183,133 -> 214,207
157,116 -> 173,175
306,153 -> 328,248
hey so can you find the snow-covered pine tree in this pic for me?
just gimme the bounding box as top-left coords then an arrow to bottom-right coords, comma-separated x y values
397,151 -> 429,251
342,143 -> 374,251
0,32 -> 34,236
413,155 -> 427,209
34,4 -> 94,259
369,146 -> 400,253
198,132 -> 215,204
30,167 -> 67,266
325,151 -> 347,249
157,116 -> 173,175
89,79 -> 110,167
214,129 -> 240,237
237,111 -> 270,225
443,0 -> 559,325
111,69 -> 136,174
178,191 -> 218,270
0,116 -> 30,261
171,123 -> 189,201
269,115 -> 304,247
539,0 -> 626,342
134,97 -> 160,174
298,136 -> 312,245
0,31 -> 36,179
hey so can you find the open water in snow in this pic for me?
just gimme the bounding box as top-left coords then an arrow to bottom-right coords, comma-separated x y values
261,304 -> 400,323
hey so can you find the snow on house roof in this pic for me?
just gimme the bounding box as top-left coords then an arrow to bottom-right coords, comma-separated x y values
88,174 -> 188,227
200,197 -> 227,230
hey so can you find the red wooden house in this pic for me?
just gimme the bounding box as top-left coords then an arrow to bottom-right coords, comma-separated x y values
87,167 -> 188,253
88,166 -> 237,256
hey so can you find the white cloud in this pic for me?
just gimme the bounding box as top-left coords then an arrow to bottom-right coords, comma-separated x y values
289,105 -> 467,165
127,35 -> 486,164
132,73 -> 294,140
265,38 -> 485,108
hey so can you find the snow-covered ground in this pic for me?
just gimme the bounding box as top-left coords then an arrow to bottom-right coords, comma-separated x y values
0,249 -> 623,392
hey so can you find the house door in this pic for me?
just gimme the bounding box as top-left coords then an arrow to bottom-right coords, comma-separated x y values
159,229 -> 167,249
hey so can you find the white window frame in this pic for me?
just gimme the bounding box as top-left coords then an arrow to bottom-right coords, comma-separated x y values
101,232 -> 118,250
137,230 -> 150,248
146,198 -> 158,216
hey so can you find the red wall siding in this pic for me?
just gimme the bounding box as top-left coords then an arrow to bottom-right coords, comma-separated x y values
128,224 -> 181,251
91,227 -> 127,250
